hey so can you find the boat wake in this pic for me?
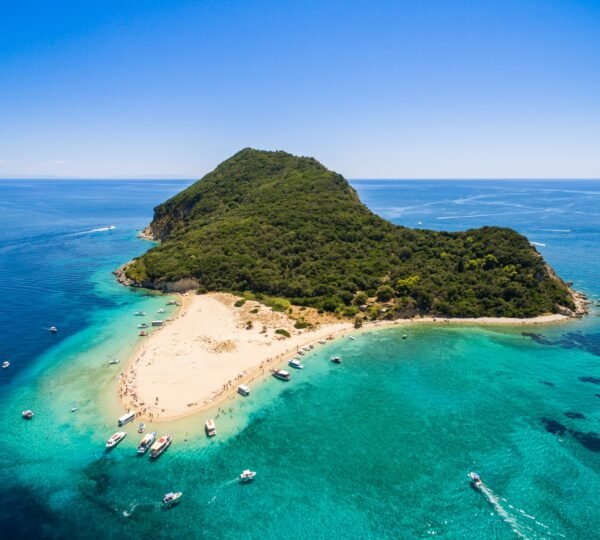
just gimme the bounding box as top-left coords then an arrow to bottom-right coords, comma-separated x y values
477,481 -> 564,539
66,226 -> 116,237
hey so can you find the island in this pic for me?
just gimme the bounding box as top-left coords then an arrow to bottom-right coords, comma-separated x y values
115,148 -> 587,421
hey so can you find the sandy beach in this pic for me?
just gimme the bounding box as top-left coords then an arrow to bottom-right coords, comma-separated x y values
118,290 -> 586,422
119,293 -> 352,421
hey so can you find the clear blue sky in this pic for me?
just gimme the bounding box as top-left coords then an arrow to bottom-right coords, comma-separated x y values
0,0 -> 599,179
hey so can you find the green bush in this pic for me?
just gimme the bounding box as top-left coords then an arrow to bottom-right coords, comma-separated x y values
275,328 -> 291,338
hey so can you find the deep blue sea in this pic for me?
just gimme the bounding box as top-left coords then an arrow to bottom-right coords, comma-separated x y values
0,179 -> 598,539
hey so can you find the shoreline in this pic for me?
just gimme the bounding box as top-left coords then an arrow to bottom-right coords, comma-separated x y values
117,290 -> 587,423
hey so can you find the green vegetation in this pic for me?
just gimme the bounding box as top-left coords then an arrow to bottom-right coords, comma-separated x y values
124,148 -> 574,318
234,299 -> 246,307
275,328 -> 291,338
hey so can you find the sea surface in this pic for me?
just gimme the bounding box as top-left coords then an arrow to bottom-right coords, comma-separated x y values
0,179 -> 598,539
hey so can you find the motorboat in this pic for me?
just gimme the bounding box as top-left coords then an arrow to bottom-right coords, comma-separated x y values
139,331 -> 148,337
469,472 -> 483,488
239,469 -> 256,483
318,340 -> 326,345
151,320 -> 164,327
106,431 -> 126,449
288,358 -> 304,369
138,422 -> 145,433
302,346 -> 311,352
22,410 -> 34,419
162,491 -> 182,507
331,356 -> 342,364
349,336 -> 355,340
137,323 -> 149,329
137,431 -> 156,455
134,311 -> 146,316
237,384 -> 251,397
272,369 -> 291,381
49,326 -> 58,333
297,350 -> 305,356
205,419 -> 216,437
150,434 -> 172,458
402,335 -> 408,340
108,357 -> 120,365
157,308 -> 165,314
118,411 -> 136,426
2,361 -> 9,369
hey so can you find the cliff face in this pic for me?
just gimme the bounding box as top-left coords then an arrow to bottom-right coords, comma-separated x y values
119,148 -> 577,318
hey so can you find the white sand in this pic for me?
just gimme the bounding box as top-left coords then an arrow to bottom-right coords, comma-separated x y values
119,293 -> 351,421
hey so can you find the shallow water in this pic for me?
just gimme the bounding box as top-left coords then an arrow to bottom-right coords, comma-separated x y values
0,179 -> 598,539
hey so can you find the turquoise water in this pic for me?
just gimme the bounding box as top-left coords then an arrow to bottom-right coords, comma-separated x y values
0,180 -> 598,539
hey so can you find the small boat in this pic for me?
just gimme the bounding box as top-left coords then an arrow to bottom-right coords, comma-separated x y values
402,335 -> 408,340
239,469 -> 256,483
138,422 -> 145,433
118,411 -> 136,426
297,350 -> 305,356
469,472 -> 483,488
134,311 -> 146,316
106,431 -> 126,449
331,356 -> 342,364
49,326 -> 58,333
139,331 -> 148,337
71,405 -> 78,412
108,357 -> 120,365
288,358 -> 304,369
22,410 -> 34,419
157,308 -> 165,314
205,419 -> 216,437
150,434 -> 172,458
237,384 -> 251,397
2,361 -> 9,369
318,340 -> 326,345
302,346 -> 311,352
151,320 -> 164,327
327,335 -> 334,340
137,323 -> 149,329
348,336 -> 355,341
272,369 -> 291,381
137,431 -> 156,455
166,300 -> 178,306
162,491 -> 182,507
308,344 -> 315,349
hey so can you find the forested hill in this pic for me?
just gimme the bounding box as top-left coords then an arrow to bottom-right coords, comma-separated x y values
122,148 -> 575,318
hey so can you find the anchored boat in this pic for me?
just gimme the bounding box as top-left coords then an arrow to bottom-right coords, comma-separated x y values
272,369 -> 291,381
331,356 -> 342,364
22,410 -> 34,419
137,431 -> 157,455
205,419 -> 216,437
2,361 -> 9,369
288,358 -> 304,369
150,434 -> 172,458
106,432 -> 126,449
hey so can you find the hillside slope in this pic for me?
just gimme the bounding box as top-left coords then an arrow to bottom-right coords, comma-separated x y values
122,148 -> 575,318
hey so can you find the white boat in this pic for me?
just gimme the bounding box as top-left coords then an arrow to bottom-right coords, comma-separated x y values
150,434 -> 172,458
348,336 -> 355,340
308,344 -> 315,349
469,472 -> 483,488
138,422 -> 145,433
302,346 -> 311,352
137,323 -> 148,329
237,384 -> 251,397
162,491 -> 182,506
151,320 -> 164,327
205,419 -> 216,437
318,340 -> 326,345
331,356 -> 342,364
49,326 -> 58,333
118,411 -> 136,426
137,431 -> 156,455
157,308 -> 165,314
22,410 -> 34,419
288,358 -> 304,369
272,369 -> 291,381
108,357 -> 120,365
239,469 -> 256,483
2,361 -> 9,369
134,311 -> 146,316
106,431 -> 126,448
